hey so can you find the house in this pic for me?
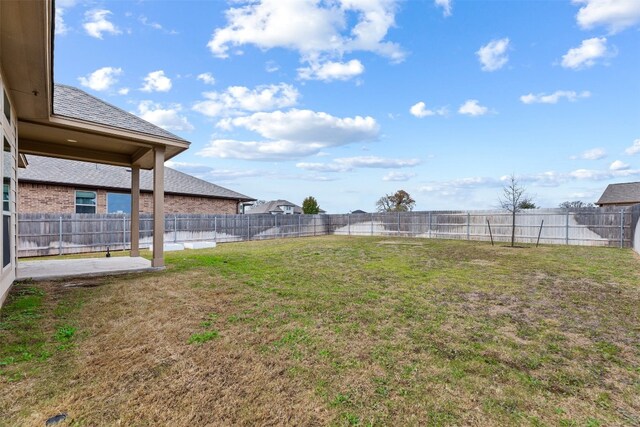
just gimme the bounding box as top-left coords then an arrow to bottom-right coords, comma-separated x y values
19,155 -> 254,215
247,200 -> 303,215
1,1 -> 190,306
246,199 -> 326,215
596,182 -> 640,207
351,210 -> 367,214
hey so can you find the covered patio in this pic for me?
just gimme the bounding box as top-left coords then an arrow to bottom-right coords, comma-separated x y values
17,256 -> 158,281
1,0 -> 190,280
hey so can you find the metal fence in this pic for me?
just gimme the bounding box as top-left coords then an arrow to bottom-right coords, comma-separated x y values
17,207 -> 636,257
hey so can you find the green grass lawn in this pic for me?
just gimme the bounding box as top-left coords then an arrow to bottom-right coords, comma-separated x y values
1,236 -> 639,426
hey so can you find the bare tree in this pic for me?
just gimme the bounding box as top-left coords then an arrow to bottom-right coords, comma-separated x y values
559,200 -> 593,209
499,175 -> 528,247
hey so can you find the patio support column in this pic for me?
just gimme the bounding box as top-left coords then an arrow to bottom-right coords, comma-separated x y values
130,165 -> 140,257
152,146 -> 165,267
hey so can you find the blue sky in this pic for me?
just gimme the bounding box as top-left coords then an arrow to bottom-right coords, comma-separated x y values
53,0 -> 640,213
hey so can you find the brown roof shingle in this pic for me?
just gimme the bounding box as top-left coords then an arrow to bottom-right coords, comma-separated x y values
19,155 -> 254,201
596,182 -> 640,205
53,84 -> 188,143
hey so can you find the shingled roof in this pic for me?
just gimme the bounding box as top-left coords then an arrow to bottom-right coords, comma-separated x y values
246,200 -> 302,214
596,182 -> 640,206
19,155 -> 254,201
53,84 -> 188,143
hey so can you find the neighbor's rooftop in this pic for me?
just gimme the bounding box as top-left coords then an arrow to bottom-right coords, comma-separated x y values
19,155 -> 254,201
596,182 -> 640,205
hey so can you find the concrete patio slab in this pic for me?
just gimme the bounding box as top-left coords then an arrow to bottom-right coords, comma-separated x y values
16,257 -> 161,281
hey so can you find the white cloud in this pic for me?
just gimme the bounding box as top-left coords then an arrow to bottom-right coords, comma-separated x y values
418,166 -> 640,199
383,171 -> 417,181
265,61 -> 280,73
569,167 -> 640,180
561,37 -> 610,69
198,109 -> 379,160
197,72 -> 216,85
409,101 -> 447,118
136,101 -> 194,132
141,70 -> 172,92
83,9 -> 121,39
297,156 -> 420,172
458,99 -> 489,116
435,0 -> 452,17
520,90 -> 591,104
78,67 -> 122,91
117,87 -> 130,95
571,148 -> 607,160
55,0 -> 78,36
165,161 -> 265,181
193,83 -> 299,117
573,0 -> 640,33
55,8 -> 69,35
609,160 -> 630,171
624,139 -> 640,155
139,15 -> 163,30
298,59 -> 365,81
418,177 -> 500,196
207,0 -> 405,67
476,38 -> 510,71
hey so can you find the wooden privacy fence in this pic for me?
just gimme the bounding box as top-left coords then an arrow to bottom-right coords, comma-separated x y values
18,207 -> 636,257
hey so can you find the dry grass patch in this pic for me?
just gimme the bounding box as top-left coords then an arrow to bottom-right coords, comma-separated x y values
1,236 -> 639,426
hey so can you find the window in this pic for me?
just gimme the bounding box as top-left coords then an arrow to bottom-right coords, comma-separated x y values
3,90 -> 10,123
3,138 -> 11,268
75,190 -> 97,213
107,193 -> 131,214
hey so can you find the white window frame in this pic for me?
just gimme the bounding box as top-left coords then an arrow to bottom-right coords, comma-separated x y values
75,190 -> 97,214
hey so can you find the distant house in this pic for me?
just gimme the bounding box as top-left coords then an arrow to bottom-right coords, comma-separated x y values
596,182 -> 640,207
19,155 -> 254,215
246,200 -> 302,215
351,209 -> 367,214
246,199 -> 326,215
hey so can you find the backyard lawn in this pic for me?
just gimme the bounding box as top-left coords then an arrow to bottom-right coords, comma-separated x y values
1,236 -> 639,426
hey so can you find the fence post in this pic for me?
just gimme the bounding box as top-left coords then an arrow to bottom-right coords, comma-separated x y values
397,212 -> 400,235
428,212 -> 432,239
467,212 -> 470,240
59,216 -> 63,255
348,214 -> 350,236
247,215 -> 250,241
214,217 -> 217,242
565,210 -> 570,245
620,209 -> 624,248
275,215 -> 278,238
123,215 -> 127,248
298,214 -> 301,238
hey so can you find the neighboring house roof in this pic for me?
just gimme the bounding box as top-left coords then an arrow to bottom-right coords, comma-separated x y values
246,200 -> 302,214
351,209 -> 367,214
596,182 -> 640,206
53,84 -> 188,143
19,155 -> 254,201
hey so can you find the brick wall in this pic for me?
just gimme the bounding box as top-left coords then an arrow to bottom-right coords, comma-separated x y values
18,182 -> 239,214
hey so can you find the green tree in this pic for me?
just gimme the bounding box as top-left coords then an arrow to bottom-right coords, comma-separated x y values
302,196 -> 321,214
518,197 -> 537,209
376,190 -> 416,212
